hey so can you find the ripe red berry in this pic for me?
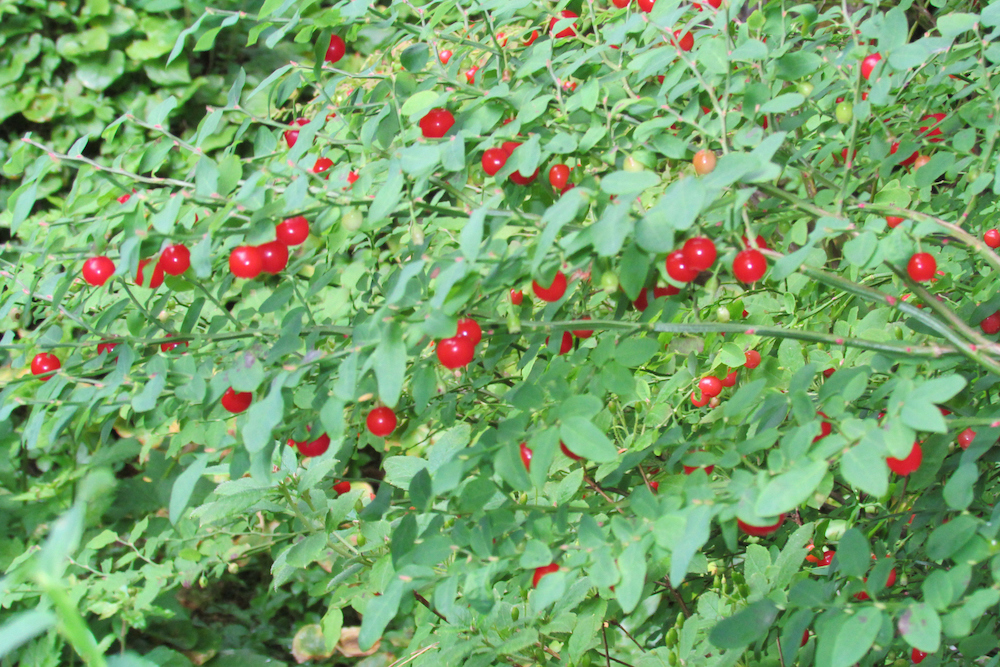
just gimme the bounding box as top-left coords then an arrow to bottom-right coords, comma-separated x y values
860,52 -> 882,80
958,428 -> 975,450
549,10 -> 577,38
548,164 -> 570,191
682,236 -> 717,271
312,157 -> 334,175
733,249 -> 767,283
258,241 -> 290,274
533,563 -> 559,587
721,369 -> 738,387
737,514 -> 785,536
221,387 -> 253,413
419,108 -> 455,138
637,0 -> 653,10
465,66 -> 479,84
439,49 -> 452,64
980,311 -> 1000,334
366,406 -> 397,437
436,336 -> 475,369
741,234 -> 769,250
520,442 -> 533,471
510,289 -> 524,305
333,480 -> 352,496
293,433 -> 331,457
823,367 -> 836,378
690,391 -> 710,407
82,256 -> 115,286
890,142 -> 919,166
523,30 -> 539,46
572,317 -> 593,339
698,376 -> 722,398
31,352 -> 61,380
744,350 -> 761,369
800,630 -> 810,647
887,442 -> 923,475
919,113 -> 946,142
136,258 -> 165,289
276,216 -> 310,245
820,550 -> 835,566
683,463 -> 714,475
985,229 -> 1000,248
906,253 -> 936,282
159,244 -> 190,276
554,331 -> 573,355
283,118 -> 309,147
533,271 -> 568,302
160,334 -> 188,353
911,648 -> 928,664
612,0 -> 629,7
560,441 -> 582,461
229,245 -> 264,279
886,216 -> 905,229
813,412 -> 833,443
97,341 -> 118,356
913,154 -> 931,170
666,250 -> 700,283
455,317 -> 482,346
482,148 -> 508,176
672,30 -> 694,51
325,35 -> 346,64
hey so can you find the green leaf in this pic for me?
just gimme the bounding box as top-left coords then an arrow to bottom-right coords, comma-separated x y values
944,463 -> 978,510
824,608 -> 882,667
358,577 -> 404,650
601,170 -> 658,195
755,460 -> 828,516
709,599 -> 778,648
880,8 -> 909,50
900,603 -> 941,653
841,439 -> 889,497
132,373 -> 167,413
372,322 -> 406,407
76,51 -> 125,91
927,515 -> 978,561
559,417 -> 618,463
169,453 -> 208,525
383,456 -> 429,488
760,93 -> 804,113
615,541 -> 647,613
242,373 -> 287,453
460,208 -> 485,262
837,528 -> 871,578
0,611 -> 57,658
635,178 -> 706,252
936,13 -> 977,38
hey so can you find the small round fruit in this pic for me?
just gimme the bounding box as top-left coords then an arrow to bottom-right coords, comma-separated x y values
136,258 -> 165,288
325,35 -> 346,64
820,550 -> 835,566
560,441 -> 582,461
82,256 -> 115,286
419,108 -> 455,139
745,350 -> 761,369
549,10 -> 578,38
911,648 -> 928,664
455,317 -> 482,346
698,376 -> 722,398
97,341 -> 118,356
612,0 -> 630,6
312,157 -> 334,174
693,149 -> 716,175
159,244 -> 190,276
666,250 -> 700,283
860,52 -> 882,80
813,413 -> 833,443
555,331 -> 573,355
520,442 -> 533,471
283,118 -> 309,147
913,154 -> 931,169
510,289 -> 524,305
436,336 -> 475,369
919,113 -> 946,142
737,514 -> 785,536
683,463 -> 714,475
797,81 -> 815,97
690,391 -> 710,407
984,229 -> 1000,248
682,236 -> 717,271
366,406 -> 398,437
230,246 -> 264,279
439,49 -> 452,64
482,148 -> 508,176
258,241 -> 290,274
887,441 -> 923,476
31,352 -> 60,380
533,271 -> 568,302
906,253 -> 936,282
980,311 -> 1000,335
886,216 -> 905,229
160,334 -> 188,352
672,30 -> 694,51
572,317 -> 593,339
221,387 -> 253,413
721,369 -> 738,387
342,210 -> 363,232
333,480 -> 352,496
548,164 -> 570,190
733,249 -> 767,283
295,434 -> 331,457
835,101 -> 853,124
533,563 -> 559,587
277,216 -> 310,245
637,0 -> 653,10
801,630 -> 810,647
958,428 -> 975,450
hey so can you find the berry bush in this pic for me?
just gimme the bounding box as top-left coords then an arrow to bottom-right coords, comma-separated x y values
3,0 -> 1000,665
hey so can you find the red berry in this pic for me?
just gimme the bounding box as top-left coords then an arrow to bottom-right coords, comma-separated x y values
572,317 -> 593,339
455,317 -> 483,346
682,236 -> 717,271
312,157 -> 334,174
533,563 -> 559,587
958,428 -> 975,449
229,246 -> 264,279
439,49 -> 452,64
744,350 -> 761,369
633,289 -> 649,312
823,367 -> 836,378
698,376 -> 722,398
890,142 -> 919,166
465,66 -> 479,84
159,244 -> 190,276
523,30 -> 539,46
294,433 -> 331,457
136,258 -> 165,289
221,387 -> 253,413
820,550 -> 835,566
347,170 -> 359,185
31,352 -> 60,380
419,108 -> 455,138
886,216 -> 905,229
919,113 -> 946,143
520,442 -> 533,471
436,336 -> 475,369
258,241 -> 289,274
984,229 -> 1000,248
510,289 -> 524,305
721,369 -> 738,387
690,391 -> 710,407
283,118 -> 309,147
160,334 -> 188,353
637,0 -> 653,10
800,630 -> 810,647
560,441 -> 582,461
97,341 -> 118,356
906,253 -> 936,282
813,413 -> 833,443
533,271 -> 568,302
860,52 -> 882,80
672,30 -> 694,51
911,648 -> 928,664
325,35 -> 346,64
652,285 -> 680,298
683,463 -> 714,475
666,250 -> 700,283
82,256 -> 115,286
276,216 -> 310,246
549,10 -> 577,38
482,148 -> 508,176
612,0 -> 629,7
333,480 -> 352,496
548,164 -> 570,191
741,234 -> 769,250
737,514 -> 785,536
887,442 -> 923,475
981,311 -> 1000,334
366,406 -> 397,437
555,331 -> 573,355
733,249 -> 767,283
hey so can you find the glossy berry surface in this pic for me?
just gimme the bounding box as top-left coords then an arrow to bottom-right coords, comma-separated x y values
733,249 -> 767,283
683,463 -> 714,475
549,10 -> 577,38
438,49 -> 452,64
482,148 -> 508,176
907,253 -> 936,282
436,336 -> 475,369
572,317 -> 593,339
886,216 -> 905,229
981,311 -> 1000,335
637,0 -> 653,10
519,442 -> 533,471
419,108 -> 455,138
510,289 -> 524,305
911,649 -> 928,664
737,514 -> 785,536
533,271 -> 567,302
97,341 -> 118,356
672,30 -> 694,51
532,563 -> 558,587
159,244 -> 190,276
160,335 -> 187,352
277,216 -> 310,245
666,250 -> 700,283
693,149 -> 716,175
887,442 -> 923,476
919,113 -> 946,142
325,35 -> 346,64
137,258 -> 165,288
985,229 -> 1000,248
82,256 -> 115,286
860,52 -> 882,80
333,480 -> 351,496
283,118 -> 309,147
293,434 -> 331,457
229,246 -> 264,279
744,350 -> 761,369
555,331 -> 573,355
690,391 -> 710,407
560,441 -> 582,461
698,376 -> 722,398
548,164 -> 570,190
312,157 -> 334,174
682,236 -> 717,271
366,406 -> 397,437
221,387 -> 253,413
31,352 -> 60,380
721,369 -> 737,387
958,428 -> 976,449
455,317 -> 482,346
258,241 -> 290,274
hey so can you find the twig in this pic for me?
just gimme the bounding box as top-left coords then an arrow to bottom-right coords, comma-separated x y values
663,576 -> 691,618
412,591 -> 448,623
609,620 -> 644,652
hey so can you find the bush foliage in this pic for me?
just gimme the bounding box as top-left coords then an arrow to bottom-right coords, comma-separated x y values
3,0 -> 1000,666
